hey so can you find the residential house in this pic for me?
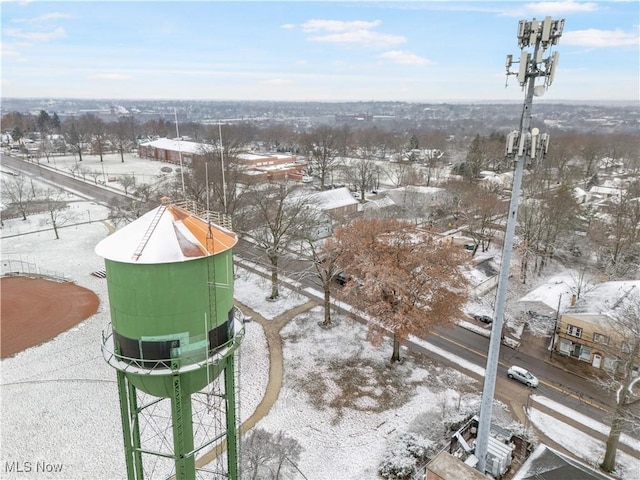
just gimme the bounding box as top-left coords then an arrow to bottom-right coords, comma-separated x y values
589,185 -> 622,202
553,280 -> 640,374
512,444 -> 615,480
306,187 -> 359,219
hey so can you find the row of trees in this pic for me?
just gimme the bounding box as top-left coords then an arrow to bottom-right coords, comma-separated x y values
1,174 -> 71,239
5,110 -> 638,182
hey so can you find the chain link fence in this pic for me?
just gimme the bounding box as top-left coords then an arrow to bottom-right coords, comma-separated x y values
1,258 -> 69,282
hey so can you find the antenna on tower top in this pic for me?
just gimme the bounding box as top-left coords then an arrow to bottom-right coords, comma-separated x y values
174,107 -> 186,197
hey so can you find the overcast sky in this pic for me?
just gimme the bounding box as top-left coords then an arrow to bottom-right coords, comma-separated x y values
2,1 -> 638,103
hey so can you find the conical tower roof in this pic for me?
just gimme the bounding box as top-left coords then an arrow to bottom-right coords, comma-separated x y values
95,203 -> 237,264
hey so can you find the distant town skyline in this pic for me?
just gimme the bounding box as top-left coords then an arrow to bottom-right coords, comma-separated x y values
2,1 -> 639,103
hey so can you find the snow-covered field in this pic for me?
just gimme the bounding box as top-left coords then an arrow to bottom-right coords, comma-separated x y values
1,154 -> 638,479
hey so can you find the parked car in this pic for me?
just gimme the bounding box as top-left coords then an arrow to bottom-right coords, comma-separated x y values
473,314 -> 493,324
334,272 -> 348,286
507,366 -> 539,388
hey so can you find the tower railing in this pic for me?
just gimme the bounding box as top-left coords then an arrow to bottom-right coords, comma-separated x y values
100,318 -> 245,376
173,199 -> 233,232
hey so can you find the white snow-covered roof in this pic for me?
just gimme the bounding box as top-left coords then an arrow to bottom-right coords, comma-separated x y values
139,137 -> 210,155
518,275 -> 574,312
573,186 -> 588,198
95,204 -> 237,264
589,185 -> 622,197
362,196 -> 396,210
385,185 -> 445,205
570,280 -> 640,315
308,187 -> 358,211
519,277 -> 640,317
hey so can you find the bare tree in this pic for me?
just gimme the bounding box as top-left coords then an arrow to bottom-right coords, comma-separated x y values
1,174 -> 36,220
334,218 -> 470,362
86,114 -> 108,161
86,169 -> 103,185
589,179 -> 640,279
303,125 -> 341,189
304,235 -> 346,327
444,179 -> 504,256
133,183 -> 158,205
241,428 -> 302,480
119,174 -> 136,196
111,116 -> 136,162
197,145 -> 246,216
599,292 -> 640,473
263,124 -> 295,152
41,189 -> 71,239
345,157 -> 377,204
63,118 -> 90,162
460,133 -> 504,181
236,181 -> 319,299
384,161 -> 419,188
568,267 -> 598,302
579,134 -> 605,181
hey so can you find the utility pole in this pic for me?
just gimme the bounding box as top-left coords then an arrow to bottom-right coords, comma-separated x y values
174,107 -> 186,196
550,293 -> 562,359
475,16 -> 563,474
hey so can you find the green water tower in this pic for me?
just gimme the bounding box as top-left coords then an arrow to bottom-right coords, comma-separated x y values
97,199 -> 243,479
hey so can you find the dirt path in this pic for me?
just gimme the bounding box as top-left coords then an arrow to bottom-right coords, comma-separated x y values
196,299 -> 318,468
236,299 -> 318,434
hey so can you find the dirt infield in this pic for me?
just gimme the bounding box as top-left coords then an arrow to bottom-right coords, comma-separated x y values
0,276 -> 100,359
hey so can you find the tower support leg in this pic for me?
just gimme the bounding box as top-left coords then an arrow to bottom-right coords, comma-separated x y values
171,373 -> 196,480
116,371 -> 144,480
224,356 -> 239,480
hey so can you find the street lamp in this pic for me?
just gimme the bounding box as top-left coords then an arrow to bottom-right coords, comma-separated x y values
475,16 -> 563,475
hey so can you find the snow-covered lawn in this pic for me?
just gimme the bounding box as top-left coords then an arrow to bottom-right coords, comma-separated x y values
1,157 -> 638,479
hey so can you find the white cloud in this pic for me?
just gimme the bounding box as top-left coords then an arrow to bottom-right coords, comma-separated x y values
87,73 -> 132,81
261,78 -> 293,86
379,50 -> 433,66
12,12 -> 73,23
3,26 -> 66,42
300,18 -> 404,49
563,28 -> 639,47
309,30 -> 405,49
1,46 -> 21,57
524,1 -> 600,15
302,19 -> 381,33
280,23 -> 295,30
502,1 -> 600,17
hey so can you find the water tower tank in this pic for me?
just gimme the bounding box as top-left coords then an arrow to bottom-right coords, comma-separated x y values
97,200 -> 243,479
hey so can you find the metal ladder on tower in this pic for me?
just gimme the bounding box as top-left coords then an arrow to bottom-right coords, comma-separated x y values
131,205 -> 167,261
205,222 -> 219,414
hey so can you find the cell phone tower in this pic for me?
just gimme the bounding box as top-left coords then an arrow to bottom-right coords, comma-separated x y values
475,16 -> 563,475
97,198 -> 243,479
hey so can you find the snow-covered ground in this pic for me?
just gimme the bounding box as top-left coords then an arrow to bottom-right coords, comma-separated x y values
1,154 -> 638,479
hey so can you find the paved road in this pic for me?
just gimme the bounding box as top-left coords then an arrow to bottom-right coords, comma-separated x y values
1,153 -> 132,205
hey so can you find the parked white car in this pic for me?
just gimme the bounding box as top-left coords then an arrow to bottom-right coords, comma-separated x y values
507,366 -> 539,388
